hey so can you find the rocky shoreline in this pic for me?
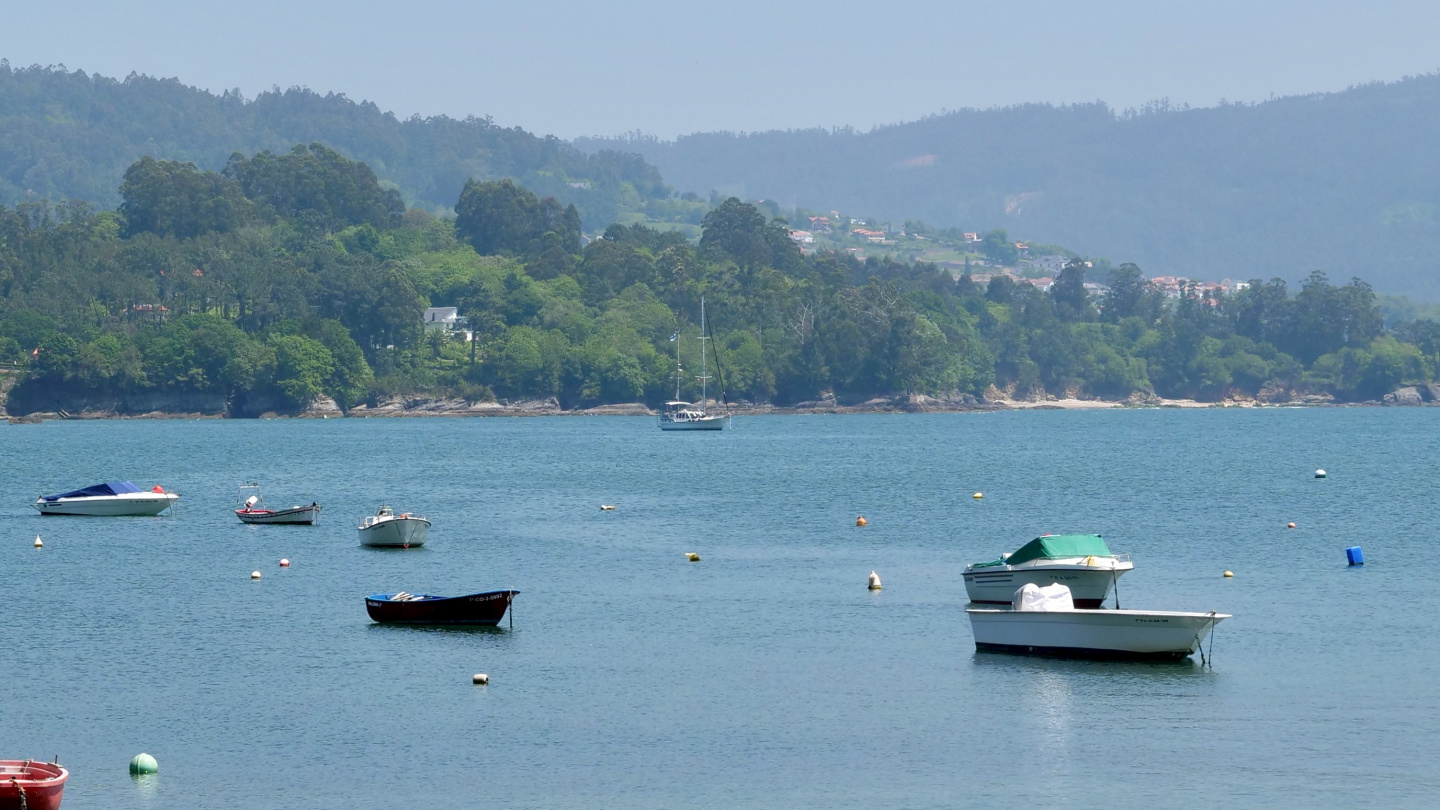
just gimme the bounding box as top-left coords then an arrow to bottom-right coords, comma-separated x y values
7,384 -> 1440,423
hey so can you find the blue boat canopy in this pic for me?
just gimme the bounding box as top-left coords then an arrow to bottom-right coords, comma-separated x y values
42,481 -> 144,501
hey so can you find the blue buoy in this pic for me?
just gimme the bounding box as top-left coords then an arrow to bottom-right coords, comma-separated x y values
1346,546 -> 1364,566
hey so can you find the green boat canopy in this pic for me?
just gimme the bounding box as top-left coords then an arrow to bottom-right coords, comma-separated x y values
971,534 -> 1114,568
1003,534 -> 1113,566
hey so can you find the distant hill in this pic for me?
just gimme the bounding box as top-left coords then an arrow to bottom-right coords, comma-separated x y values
0,61 -> 667,228
577,77 -> 1440,298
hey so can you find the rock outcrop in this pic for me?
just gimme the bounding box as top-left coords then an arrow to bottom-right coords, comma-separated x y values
1383,386 -> 1425,406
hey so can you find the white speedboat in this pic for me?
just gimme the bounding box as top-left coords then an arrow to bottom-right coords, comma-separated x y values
966,583 -> 1229,661
33,481 -> 179,516
357,506 -> 429,547
235,483 -> 321,525
964,533 -> 1132,608
659,296 -> 730,431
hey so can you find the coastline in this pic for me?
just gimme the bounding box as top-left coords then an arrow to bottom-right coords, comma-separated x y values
6,385 -> 1437,422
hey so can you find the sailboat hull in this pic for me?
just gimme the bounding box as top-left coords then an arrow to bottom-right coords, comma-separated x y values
659,415 -> 728,430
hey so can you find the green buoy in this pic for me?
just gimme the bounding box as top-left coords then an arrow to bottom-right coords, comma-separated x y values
129,753 -> 158,775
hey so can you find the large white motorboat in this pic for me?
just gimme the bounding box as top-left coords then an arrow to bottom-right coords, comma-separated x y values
659,296 -> 730,431
33,481 -> 179,516
234,483 -> 321,525
964,534 -> 1132,608
966,584 -> 1230,661
357,506 -> 429,548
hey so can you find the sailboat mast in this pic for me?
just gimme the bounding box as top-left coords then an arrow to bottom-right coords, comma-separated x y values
674,330 -> 681,401
700,296 -> 708,410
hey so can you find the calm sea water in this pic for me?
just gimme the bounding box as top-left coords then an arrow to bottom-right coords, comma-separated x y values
2,409 -> 1437,808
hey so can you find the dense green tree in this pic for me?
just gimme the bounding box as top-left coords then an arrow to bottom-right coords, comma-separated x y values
119,157 -> 253,239
454,179 -> 580,259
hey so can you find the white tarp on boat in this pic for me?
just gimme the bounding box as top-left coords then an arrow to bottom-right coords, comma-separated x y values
1013,583 -> 1075,612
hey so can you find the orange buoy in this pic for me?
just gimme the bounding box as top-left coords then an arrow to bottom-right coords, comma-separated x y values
856,516 -> 868,527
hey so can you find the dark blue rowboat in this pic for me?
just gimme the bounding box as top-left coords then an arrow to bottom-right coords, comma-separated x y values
365,590 -> 519,626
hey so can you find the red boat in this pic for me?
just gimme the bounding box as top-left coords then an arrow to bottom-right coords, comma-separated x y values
0,760 -> 68,810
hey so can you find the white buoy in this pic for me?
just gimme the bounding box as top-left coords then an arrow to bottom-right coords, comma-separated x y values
685,552 -> 700,562
279,559 -> 290,567
472,673 -> 489,685
599,504 -> 616,511
868,571 -> 882,590
250,570 -> 262,580
33,535 -> 43,548
1315,469 -> 1327,479
973,492 -> 983,500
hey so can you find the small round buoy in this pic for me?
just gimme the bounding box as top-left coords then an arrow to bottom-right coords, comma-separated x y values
599,504 -> 616,511
868,571 -> 882,590
472,673 -> 489,685
855,516 -> 868,527
973,492 -> 983,500
1223,570 -> 1234,578
34,535 -> 43,548
1315,469 -> 1327,479
279,559 -> 290,567
685,552 -> 700,562
1287,522 -> 1296,529
129,753 -> 158,775
250,570 -> 262,580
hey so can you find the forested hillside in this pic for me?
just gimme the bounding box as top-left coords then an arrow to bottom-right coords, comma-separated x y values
0,61 -> 677,229
577,75 -> 1440,299
3,149 -> 1439,417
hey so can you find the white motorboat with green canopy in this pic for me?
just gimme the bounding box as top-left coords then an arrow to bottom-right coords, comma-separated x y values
964,534 -> 1132,608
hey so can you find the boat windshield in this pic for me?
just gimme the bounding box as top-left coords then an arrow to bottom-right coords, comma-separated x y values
43,481 -> 143,501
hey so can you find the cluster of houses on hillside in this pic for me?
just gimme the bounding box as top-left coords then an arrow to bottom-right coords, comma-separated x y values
960,269 -> 1250,299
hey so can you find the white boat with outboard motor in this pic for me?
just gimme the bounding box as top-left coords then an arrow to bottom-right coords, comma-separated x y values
964,533 -> 1132,608
234,483 -> 321,525
357,505 -> 429,547
966,583 -> 1229,661
33,481 -> 179,516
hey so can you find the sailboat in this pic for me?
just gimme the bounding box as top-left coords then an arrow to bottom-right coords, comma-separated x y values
659,296 -> 731,431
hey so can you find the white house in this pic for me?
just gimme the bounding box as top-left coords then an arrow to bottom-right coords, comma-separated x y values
423,307 -> 463,332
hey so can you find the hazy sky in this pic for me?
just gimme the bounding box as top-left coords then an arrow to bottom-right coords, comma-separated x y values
3,0 -> 1437,139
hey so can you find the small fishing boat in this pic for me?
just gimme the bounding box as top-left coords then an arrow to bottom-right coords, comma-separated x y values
365,590 -> 519,625
0,759 -> 68,810
357,506 -> 429,548
966,584 -> 1229,661
963,533 -> 1132,608
234,483 -> 321,525
33,481 -> 179,516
